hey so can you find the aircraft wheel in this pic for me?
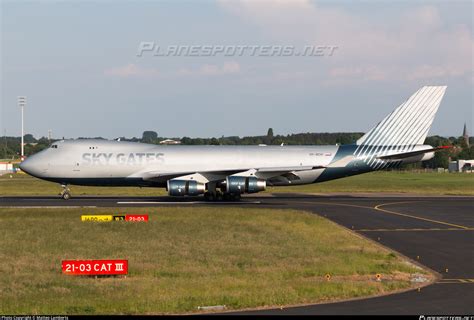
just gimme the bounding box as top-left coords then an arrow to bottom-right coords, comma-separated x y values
229,193 -> 241,201
204,192 -> 215,202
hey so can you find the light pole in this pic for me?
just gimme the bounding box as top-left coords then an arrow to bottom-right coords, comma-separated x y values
3,129 -> 6,159
18,96 -> 26,161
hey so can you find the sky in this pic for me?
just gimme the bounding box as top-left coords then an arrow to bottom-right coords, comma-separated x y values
1,0 -> 472,140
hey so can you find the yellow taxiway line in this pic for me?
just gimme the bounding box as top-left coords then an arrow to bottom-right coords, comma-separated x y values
295,200 -> 473,230
374,202 -> 472,230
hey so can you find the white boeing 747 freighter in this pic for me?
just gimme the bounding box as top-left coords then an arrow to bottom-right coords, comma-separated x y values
20,86 -> 448,200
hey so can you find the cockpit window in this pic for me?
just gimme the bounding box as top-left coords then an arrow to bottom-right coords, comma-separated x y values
51,145 -> 58,149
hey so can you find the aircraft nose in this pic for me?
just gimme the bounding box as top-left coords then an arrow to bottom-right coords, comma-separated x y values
19,155 -> 43,177
19,157 -> 33,174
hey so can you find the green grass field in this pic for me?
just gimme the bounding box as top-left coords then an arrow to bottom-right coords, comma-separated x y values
0,172 -> 168,196
1,171 -> 473,196
269,171 -> 474,195
0,207 -> 428,314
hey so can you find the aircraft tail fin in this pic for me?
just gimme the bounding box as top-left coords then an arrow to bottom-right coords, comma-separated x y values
356,86 -> 447,148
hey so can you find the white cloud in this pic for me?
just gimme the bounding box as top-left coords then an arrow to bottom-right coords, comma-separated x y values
402,5 -> 442,31
218,1 -> 473,85
407,65 -> 467,81
326,66 -> 387,85
104,64 -> 159,77
179,61 -> 241,76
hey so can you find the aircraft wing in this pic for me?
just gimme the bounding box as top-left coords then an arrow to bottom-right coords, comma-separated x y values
140,165 -> 326,183
140,169 -> 244,182
256,165 -> 325,172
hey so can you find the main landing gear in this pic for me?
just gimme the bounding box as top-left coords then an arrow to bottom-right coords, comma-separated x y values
203,182 -> 241,202
60,184 -> 71,200
203,191 -> 241,202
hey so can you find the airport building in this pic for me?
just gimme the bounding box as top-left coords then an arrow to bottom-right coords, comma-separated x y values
0,162 -> 14,175
448,159 -> 474,173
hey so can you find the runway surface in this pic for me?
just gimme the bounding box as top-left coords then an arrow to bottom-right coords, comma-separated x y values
1,194 -> 473,315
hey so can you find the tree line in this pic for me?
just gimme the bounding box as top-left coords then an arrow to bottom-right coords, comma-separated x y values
1,129 -> 473,169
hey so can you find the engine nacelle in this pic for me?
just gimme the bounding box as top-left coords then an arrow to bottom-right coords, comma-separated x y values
226,176 -> 266,194
167,179 -> 205,196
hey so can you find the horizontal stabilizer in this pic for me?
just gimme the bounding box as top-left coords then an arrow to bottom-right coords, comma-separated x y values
376,146 -> 450,160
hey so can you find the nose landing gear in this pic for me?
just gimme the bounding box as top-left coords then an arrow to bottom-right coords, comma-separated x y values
60,185 -> 71,200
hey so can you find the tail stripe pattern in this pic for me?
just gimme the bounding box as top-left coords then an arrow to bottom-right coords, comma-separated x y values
354,86 -> 447,169
369,87 -> 442,168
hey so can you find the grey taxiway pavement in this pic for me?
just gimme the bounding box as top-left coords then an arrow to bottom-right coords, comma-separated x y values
1,194 -> 473,315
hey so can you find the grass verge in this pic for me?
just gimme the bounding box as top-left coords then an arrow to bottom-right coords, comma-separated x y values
268,171 -> 474,195
0,207 -> 428,314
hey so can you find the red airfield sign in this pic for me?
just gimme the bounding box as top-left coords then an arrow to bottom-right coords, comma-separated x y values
62,260 -> 128,275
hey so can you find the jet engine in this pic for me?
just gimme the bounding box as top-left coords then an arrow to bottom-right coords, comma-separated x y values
167,179 -> 205,196
225,176 -> 266,194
